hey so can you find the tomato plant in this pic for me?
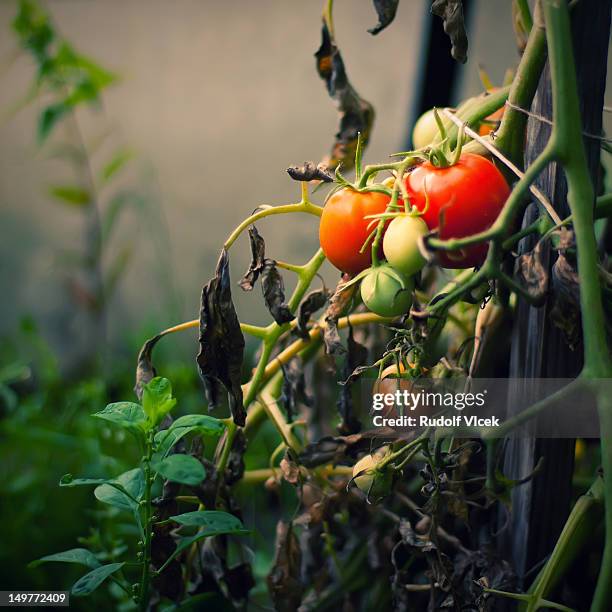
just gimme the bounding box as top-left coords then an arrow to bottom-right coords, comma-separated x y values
403,153 -> 510,268
319,187 -> 390,273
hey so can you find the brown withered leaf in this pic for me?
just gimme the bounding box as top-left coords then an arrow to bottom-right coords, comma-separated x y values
195,537 -> 254,607
299,428 -> 398,468
239,225 -> 266,291
551,229 -> 581,349
280,449 -> 301,486
454,549 -> 516,611
280,357 -> 313,422
267,521 -> 303,612
197,249 -> 246,426
315,21 -> 375,170
262,260 -> 295,325
225,428 -> 247,486
324,274 -> 356,355
369,0 -> 400,35
287,161 -> 334,183
134,333 -> 162,400
295,288 -> 329,339
516,238 -> 549,306
337,324 -> 368,435
431,0 -> 468,64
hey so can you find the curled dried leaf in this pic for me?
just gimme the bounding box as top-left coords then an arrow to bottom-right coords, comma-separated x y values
262,260 -> 295,325
197,538 -> 254,607
295,289 -> 329,339
280,357 -> 313,422
431,0 -> 469,64
315,21 -> 375,170
551,229 -> 581,348
287,161 -> 334,183
239,225 -> 266,291
225,429 -> 247,486
337,324 -> 369,435
324,274 -> 356,355
299,429 -> 397,468
369,0 -> 400,35
280,450 -> 301,486
267,522 -> 303,612
197,249 -> 246,426
516,238 -> 549,305
134,333 -> 162,400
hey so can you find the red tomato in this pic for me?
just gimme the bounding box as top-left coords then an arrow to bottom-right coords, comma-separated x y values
319,188 -> 390,274
403,153 -> 509,268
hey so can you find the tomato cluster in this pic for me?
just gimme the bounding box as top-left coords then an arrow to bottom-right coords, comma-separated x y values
319,152 -> 509,318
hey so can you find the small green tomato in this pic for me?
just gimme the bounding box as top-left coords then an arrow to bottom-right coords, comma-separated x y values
412,108 -> 440,149
360,264 -> 414,317
383,214 -> 428,276
352,446 -> 392,502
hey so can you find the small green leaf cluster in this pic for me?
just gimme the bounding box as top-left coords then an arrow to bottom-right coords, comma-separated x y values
30,377 -> 248,605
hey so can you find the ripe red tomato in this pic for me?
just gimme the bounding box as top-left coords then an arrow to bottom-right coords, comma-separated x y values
319,188 -> 390,274
403,153 -> 509,268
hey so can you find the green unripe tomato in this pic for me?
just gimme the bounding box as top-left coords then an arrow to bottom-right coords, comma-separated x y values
352,447 -> 393,502
360,264 -> 414,317
412,108 -> 440,149
383,214 -> 428,276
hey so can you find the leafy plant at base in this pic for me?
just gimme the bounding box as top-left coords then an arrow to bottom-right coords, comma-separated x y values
31,377 -> 246,608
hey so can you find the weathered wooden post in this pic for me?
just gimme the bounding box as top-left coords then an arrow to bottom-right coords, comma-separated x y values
502,0 -> 611,587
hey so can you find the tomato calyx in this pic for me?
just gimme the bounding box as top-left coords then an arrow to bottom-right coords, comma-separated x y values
329,132 -> 393,200
425,108 -> 467,169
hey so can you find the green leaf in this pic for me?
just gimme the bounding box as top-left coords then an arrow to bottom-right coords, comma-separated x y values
168,510 -> 247,533
142,377 -> 176,426
154,426 -> 199,460
71,562 -> 125,597
94,468 -> 144,510
55,42 -> 118,90
38,103 -> 68,143
100,149 -> 133,183
13,0 -> 54,57
157,520 -> 249,573
29,548 -> 100,569
153,415 -> 225,460
170,414 -> 226,436
154,454 -> 205,486
48,185 -> 91,207
92,402 -> 146,431
60,475 -> 108,487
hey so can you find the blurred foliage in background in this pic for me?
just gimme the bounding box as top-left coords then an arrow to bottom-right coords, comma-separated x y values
0,2 -> 209,604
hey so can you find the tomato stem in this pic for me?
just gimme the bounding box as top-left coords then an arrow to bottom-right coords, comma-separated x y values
354,132 -> 364,184
138,429 -> 154,612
